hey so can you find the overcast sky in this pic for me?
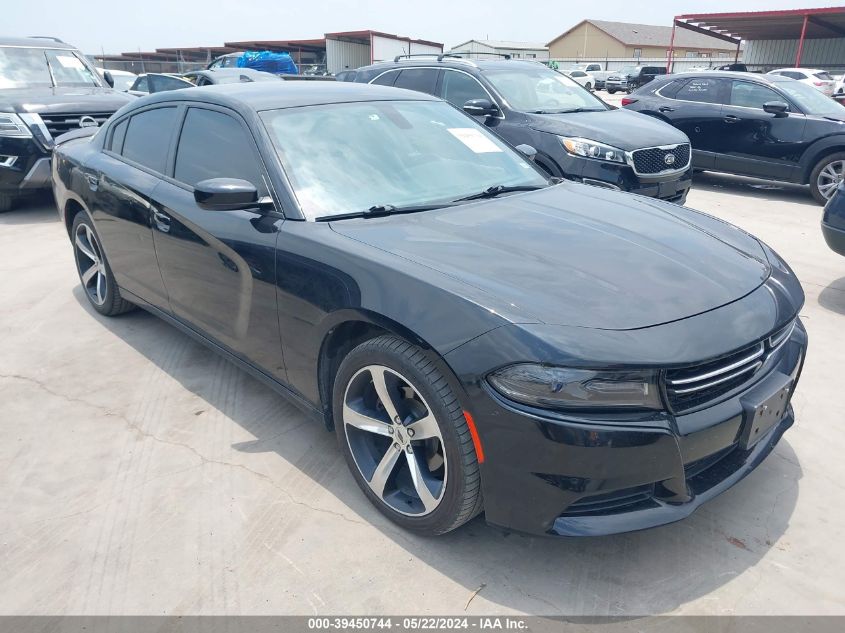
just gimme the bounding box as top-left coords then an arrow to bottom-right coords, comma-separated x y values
6,0 -> 841,54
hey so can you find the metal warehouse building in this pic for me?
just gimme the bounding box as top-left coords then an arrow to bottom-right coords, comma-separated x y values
672,6 -> 845,72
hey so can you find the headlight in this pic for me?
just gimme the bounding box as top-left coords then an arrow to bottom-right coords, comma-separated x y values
0,113 -> 33,138
488,364 -> 662,411
559,137 -> 626,163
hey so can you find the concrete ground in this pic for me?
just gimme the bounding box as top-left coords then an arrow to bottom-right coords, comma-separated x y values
1,170 -> 844,616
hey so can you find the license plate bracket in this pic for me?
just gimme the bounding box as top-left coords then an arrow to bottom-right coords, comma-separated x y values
739,379 -> 792,450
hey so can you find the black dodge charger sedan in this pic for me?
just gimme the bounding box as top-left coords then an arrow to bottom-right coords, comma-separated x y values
52,82 -> 807,537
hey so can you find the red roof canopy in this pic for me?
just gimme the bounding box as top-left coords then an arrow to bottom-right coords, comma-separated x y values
676,6 -> 845,41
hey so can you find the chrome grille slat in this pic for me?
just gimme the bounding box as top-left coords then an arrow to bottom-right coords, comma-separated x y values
668,361 -> 763,395
39,112 -> 115,137
667,343 -> 765,386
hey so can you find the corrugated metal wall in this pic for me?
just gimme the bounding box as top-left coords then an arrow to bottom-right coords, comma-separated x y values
410,42 -> 442,56
372,36 -> 409,62
549,57 -> 740,72
745,38 -> 845,70
326,38 -> 370,74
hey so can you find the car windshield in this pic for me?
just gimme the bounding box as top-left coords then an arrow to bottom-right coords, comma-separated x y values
109,73 -> 136,91
260,100 -> 548,220
482,67 -> 607,113
0,46 -> 100,89
778,80 -> 845,116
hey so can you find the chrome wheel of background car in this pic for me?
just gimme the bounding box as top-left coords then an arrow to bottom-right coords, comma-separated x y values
74,223 -> 108,306
342,364 -> 447,516
817,160 -> 845,200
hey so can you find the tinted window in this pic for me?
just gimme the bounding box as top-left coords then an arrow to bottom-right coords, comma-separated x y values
121,107 -> 178,173
110,118 -> 128,153
393,68 -> 439,95
133,76 -> 149,92
674,77 -> 725,104
371,70 -> 399,86
781,71 -> 804,80
643,67 -> 666,75
151,75 -> 191,93
440,70 -> 488,108
174,107 -> 265,192
815,72 -> 833,80
730,81 -> 783,109
657,79 -> 685,99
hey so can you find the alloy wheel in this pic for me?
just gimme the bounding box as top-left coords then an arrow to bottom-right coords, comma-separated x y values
74,223 -> 108,306
817,159 -> 845,200
342,364 -> 447,516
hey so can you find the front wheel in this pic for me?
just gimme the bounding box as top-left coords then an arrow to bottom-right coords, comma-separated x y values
585,82 -> 592,91
333,335 -> 483,535
810,152 -> 845,205
607,89 -> 616,94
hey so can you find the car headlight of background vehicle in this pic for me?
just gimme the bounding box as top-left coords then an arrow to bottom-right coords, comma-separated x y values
559,137 -> 626,164
488,364 -> 662,410
0,113 -> 33,138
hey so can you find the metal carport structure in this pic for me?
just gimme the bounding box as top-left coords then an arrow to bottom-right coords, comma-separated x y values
668,6 -> 845,72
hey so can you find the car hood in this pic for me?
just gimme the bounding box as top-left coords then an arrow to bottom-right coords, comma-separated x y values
0,86 -> 134,114
529,108 -> 689,150
330,184 -> 770,330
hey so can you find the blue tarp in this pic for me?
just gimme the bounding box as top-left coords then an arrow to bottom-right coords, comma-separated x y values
236,51 -> 299,75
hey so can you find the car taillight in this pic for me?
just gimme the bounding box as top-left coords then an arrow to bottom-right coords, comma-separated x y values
814,81 -> 824,86
620,97 -> 637,106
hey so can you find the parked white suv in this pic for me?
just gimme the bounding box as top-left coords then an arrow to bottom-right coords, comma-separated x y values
767,68 -> 835,96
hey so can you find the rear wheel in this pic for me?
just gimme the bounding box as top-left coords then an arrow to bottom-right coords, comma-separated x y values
810,152 -> 845,205
585,82 -> 592,91
71,212 -> 135,316
333,335 -> 482,535
607,89 -> 616,94
0,193 -> 14,213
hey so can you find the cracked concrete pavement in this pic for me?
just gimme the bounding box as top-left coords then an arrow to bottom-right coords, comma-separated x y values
1,172 -> 844,615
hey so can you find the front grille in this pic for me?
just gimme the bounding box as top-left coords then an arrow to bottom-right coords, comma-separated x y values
39,112 -> 115,138
631,144 -> 690,175
665,320 -> 796,412
560,484 -> 656,517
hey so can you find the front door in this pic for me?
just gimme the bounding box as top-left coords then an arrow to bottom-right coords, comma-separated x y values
660,77 -> 729,169
715,79 -> 807,181
150,105 -> 287,382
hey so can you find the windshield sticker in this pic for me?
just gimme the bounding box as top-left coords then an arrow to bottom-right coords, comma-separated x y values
56,55 -> 84,69
447,128 -> 502,153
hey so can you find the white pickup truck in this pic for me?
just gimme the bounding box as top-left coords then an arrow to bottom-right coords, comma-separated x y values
567,63 -> 614,90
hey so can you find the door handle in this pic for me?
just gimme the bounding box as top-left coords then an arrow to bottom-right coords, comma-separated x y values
658,106 -> 675,113
85,173 -> 99,191
152,208 -> 171,233
724,115 -> 740,123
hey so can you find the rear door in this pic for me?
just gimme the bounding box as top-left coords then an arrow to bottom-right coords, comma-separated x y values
87,105 -> 178,309
656,77 -> 729,168
149,104 -> 287,380
715,79 -> 807,180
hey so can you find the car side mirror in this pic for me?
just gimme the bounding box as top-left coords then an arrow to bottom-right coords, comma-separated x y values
103,70 -> 115,88
763,101 -> 789,117
463,98 -> 499,117
515,144 -> 537,161
194,178 -> 258,210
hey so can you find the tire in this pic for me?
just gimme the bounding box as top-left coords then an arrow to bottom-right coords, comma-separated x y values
607,89 -> 616,94
333,335 -> 483,535
0,193 -> 14,213
71,212 -> 135,316
626,87 -> 633,94
585,82 -> 592,91
809,152 -> 845,205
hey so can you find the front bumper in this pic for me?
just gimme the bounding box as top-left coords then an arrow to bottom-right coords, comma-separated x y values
822,221 -> 845,256
605,80 -> 628,91
458,323 -> 806,536
0,136 -> 52,197
566,154 -> 691,203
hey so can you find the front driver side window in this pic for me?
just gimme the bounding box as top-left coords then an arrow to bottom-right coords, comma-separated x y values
174,107 -> 266,195
440,71 -> 488,108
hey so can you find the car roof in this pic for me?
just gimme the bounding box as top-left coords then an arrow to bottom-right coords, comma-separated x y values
0,36 -> 77,50
770,67 -> 828,73
660,70 -> 790,85
134,81 -> 439,112
372,58 -> 546,73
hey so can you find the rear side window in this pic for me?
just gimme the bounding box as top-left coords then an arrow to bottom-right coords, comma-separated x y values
371,70 -> 399,86
674,77 -> 726,104
110,118 -> 128,153
174,107 -> 266,193
121,107 -> 178,173
393,68 -> 439,95
782,71 -> 805,80
440,70 -> 488,107
132,76 -> 149,92
730,81 -> 783,109
815,72 -> 833,80
151,75 -> 190,93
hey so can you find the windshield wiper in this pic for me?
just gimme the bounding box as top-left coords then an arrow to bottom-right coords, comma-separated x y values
531,107 -> 603,114
315,203 -> 451,222
453,184 -> 546,202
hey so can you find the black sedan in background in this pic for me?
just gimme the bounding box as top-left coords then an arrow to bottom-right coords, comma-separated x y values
623,71 -> 845,204
344,59 -> 692,203
52,82 -> 806,537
